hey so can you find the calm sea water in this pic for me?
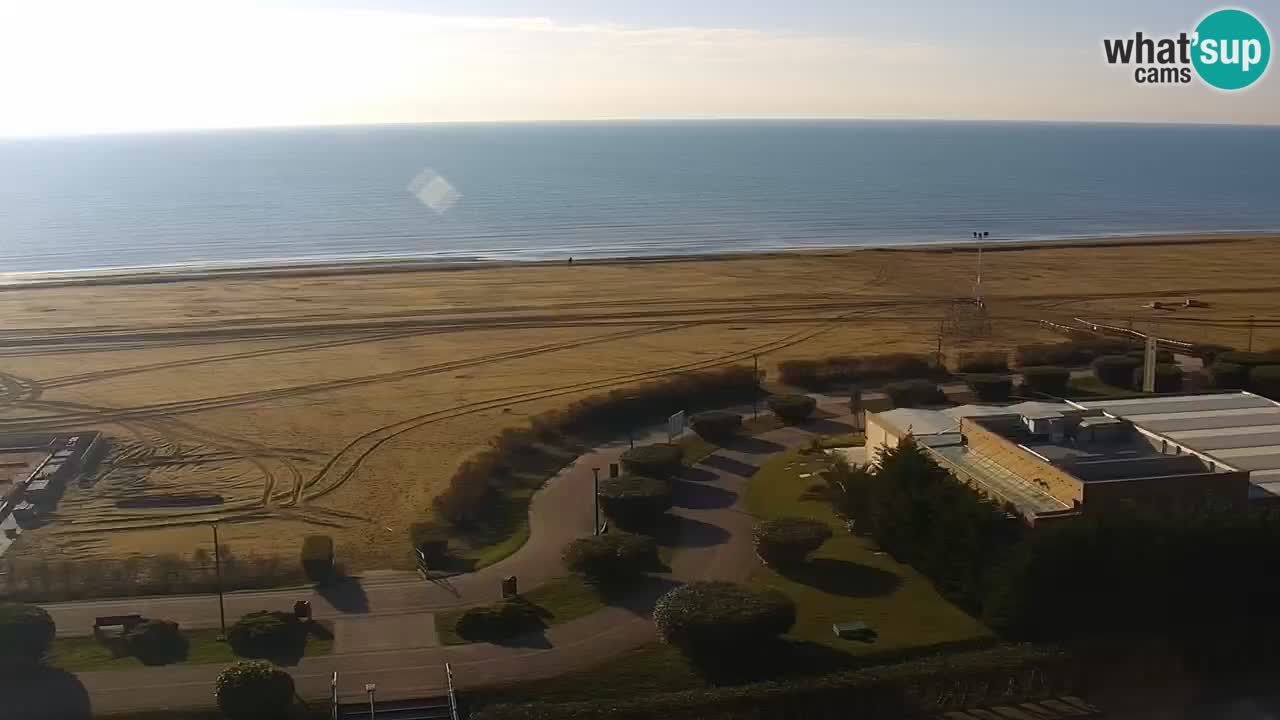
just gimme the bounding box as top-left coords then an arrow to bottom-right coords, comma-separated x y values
1,121 -> 1278,274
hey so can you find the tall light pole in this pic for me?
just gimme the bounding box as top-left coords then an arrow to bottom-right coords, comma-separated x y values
364,683 -> 377,719
591,467 -> 601,534
211,523 -> 226,640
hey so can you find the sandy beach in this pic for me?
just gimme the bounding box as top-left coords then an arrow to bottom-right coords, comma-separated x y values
1,234 -> 1278,570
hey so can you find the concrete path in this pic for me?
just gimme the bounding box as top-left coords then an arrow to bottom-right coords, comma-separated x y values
20,412 -> 859,718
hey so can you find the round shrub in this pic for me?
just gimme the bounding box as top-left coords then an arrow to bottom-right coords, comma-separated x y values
227,611 -> 302,659
965,374 -> 1013,402
767,394 -> 817,424
454,601 -> 544,643
1093,354 -> 1142,388
753,518 -> 833,569
1131,363 -> 1184,393
300,534 -> 335,583
597,475 -> 672,531
215,660 -> 295,720
654,582 -> 796,652
563,532 -> 658,586
0,603 -> 55,663
1250,365 -> 1280,400
1020,366 -> 1070,396
690,411 -> 743,442
124,619 -> 186,666
619,443 -> 683,478
884,379 -> 945,408
1210,361 -> 1248,390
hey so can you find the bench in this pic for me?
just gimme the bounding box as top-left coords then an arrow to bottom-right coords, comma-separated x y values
94,614 -> 145,638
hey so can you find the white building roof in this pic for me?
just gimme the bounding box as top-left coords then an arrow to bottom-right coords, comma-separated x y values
1075,392 -> 1280,499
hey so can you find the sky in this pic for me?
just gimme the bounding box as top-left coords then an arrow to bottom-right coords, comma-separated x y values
0,0 -> 1276,136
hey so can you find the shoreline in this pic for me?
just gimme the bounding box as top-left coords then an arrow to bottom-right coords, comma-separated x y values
1,230 -> 1274,291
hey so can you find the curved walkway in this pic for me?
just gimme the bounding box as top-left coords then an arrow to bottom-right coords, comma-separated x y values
39,406 -> 860,716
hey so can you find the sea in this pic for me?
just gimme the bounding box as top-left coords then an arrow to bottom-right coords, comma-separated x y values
1,120 -> 1278,276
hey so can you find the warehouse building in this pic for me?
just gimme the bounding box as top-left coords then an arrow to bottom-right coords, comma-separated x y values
864,392 -> 1267,525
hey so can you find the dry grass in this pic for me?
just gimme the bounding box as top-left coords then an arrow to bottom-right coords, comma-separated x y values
0,236 -> 1276,570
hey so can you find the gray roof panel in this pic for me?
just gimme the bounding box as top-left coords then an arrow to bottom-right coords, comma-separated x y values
1131,411 -> 1280,434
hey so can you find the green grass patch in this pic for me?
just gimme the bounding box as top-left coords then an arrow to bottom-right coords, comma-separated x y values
814,433 -> 865,449
48,623 -> 334,672
746,450 -> 992,657
435,575 -> 609,645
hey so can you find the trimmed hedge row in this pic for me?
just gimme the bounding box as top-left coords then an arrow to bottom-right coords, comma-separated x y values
1014,338 -> 1136,368
1131,364 -> 1184,393
767,394 -> 816,424
597,475 -> 673,532
884,379 -> 945,408
654,582 -> 796,653
620,443 -> 683,478
562,533 -> 658,586
1093,354 -> 1142,387
1020,366 -> 1070,396
433,366 -> 759,527
965,374 -> 1013,402
1251,366 -> 1280,400
456,601 -> 545,643
227,611 -> 303,659
471,645 -> 1075,720
753,518 -> 832,569
216,660 -> 295,720
124,619 -> 186,666
1210,361 -> 1248,390
778,353 -> 935,391
1216,351 -> 1280,368
953,351 -> 1009,374
690,411 -> 742,441
0,602 -> 55,662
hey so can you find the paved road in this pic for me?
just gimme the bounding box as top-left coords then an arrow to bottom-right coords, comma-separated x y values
21,410 -> 853,718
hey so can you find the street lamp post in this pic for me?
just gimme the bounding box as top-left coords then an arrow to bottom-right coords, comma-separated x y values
365,683 -> 377,719
591,467 -> 601,534
211,523 -> 227,640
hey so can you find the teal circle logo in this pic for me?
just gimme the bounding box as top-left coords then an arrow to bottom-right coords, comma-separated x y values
1192,9 -> 1271,90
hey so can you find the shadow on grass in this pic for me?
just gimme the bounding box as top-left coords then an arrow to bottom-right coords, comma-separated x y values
720,435 -> 786,455
0,663 -> 91,720
316,577 -> 369,614
779,558 -> 902,598
670,479 -> 736,510
699,454 -> 759,478
678,466 -> 718,483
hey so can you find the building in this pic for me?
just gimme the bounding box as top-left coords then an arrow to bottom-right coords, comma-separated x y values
865,393 -> 1265,525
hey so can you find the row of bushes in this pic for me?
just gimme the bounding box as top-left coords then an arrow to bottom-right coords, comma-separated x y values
472,644 -> 1075,720
1093,355 -> 1185,392
433,366 -> 760,527
778,353 -> 936,391
0,546 -> 307,603
1211,362 -> 1280,399
0,602 -> 187,667
1013,338 -> 1137,368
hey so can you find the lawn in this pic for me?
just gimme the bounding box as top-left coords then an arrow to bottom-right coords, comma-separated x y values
435,575 -> 610,645
49,623 -> 335,672
746,449 -> 992,657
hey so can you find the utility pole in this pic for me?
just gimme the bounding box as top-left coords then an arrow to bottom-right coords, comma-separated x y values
591,467 -> 600,534
365,683 -> 377,719
211,523 -> 227,640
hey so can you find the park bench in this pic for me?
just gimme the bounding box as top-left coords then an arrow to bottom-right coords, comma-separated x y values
93,614 -> 144,639
832,620 -> 876,641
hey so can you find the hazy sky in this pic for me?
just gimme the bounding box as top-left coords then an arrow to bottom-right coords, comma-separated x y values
1,0 -> 1275,136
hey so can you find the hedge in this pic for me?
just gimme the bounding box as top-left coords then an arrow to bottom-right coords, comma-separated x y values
753,518 -> 833,569
597,475 -> 673,531
1092,355 -> 1142,388
409,522 -> 450,565
433,366 -> 759,527
1216,351 -> 1280,368
1210,361 -> 1248,390
470,645 -> 1075,720
767,394 -> 817,424
1250,366 -> 1280,400
1020,366 -> 1070,396
654,581 -> 796,653
1013,338 -> 1135,368
562,533 -> 658,586
1124,348 -> 1175,364
964,374 -> 1013,402
0,602 -> 55,662
215,660 -> 295,720
300,535 -> 335,583
883,379 -> 945,408
1130,363 -> 1184,393
954,351 -> 1009,374
778,353 -> 935,391
455,601 -> 544,643
124,619 -> 186,665
227,611 -> 303,659
619,443 -> 684,478
690,410 -> 742,441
